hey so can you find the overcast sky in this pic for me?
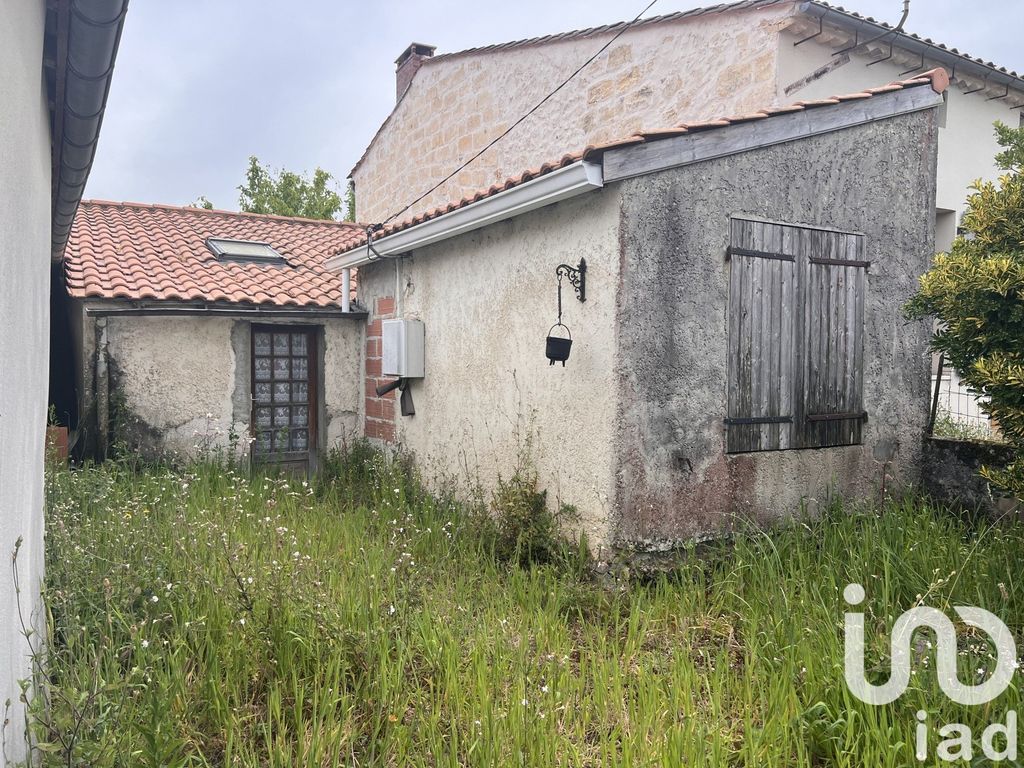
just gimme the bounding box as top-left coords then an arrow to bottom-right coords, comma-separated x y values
85,0 -> 1024,211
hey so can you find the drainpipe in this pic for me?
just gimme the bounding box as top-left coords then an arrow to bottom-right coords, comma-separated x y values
341,267 -> 351,313
95,318 -> 109,459
395,259 -> 402,316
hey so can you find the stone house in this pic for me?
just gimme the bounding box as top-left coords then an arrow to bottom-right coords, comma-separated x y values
63,201 -> 365,473
351,0 -> 1023,256
329,69 -> 948,554
1,0 -> 126,763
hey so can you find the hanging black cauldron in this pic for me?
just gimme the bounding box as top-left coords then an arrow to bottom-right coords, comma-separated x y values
545,323 -> 572,366
545,259 -> 585,367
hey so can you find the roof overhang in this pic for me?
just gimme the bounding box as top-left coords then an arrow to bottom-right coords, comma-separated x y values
325,160 -> 604,270
82,300 -> 367,320
799,2 -> 1024,95
45,0 -> 129,259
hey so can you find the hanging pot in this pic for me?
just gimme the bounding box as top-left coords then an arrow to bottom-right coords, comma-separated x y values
545,323 -> 572,366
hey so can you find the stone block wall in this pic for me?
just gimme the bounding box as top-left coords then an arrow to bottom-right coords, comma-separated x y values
921,437 -> 1018,515
351,3 -> 798,224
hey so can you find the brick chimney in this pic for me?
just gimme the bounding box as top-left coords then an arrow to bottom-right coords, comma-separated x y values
395,42 -> 436,101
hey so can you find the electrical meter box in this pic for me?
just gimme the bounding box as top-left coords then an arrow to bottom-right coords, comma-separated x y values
381,319 -> 425,378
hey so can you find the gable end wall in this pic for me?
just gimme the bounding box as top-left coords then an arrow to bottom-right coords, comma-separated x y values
352,3 -> 799,224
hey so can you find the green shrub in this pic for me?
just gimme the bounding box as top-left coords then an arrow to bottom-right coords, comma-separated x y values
907,122 -> 1024,499
487,453 -> 588,572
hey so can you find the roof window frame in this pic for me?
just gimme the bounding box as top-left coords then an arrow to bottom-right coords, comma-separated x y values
205,237 -> 288,265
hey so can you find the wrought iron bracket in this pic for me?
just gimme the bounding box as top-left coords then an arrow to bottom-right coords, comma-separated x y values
793,14 -> 823,46
555,258 -> 587,303
963,76 -> 988,96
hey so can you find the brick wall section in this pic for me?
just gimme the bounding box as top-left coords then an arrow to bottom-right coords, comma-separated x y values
364,296 -> 396,442
350,5 -> 795,223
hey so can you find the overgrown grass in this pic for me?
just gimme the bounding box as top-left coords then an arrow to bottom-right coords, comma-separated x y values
20,447 -> 1024,766
932,408 -> 1003,443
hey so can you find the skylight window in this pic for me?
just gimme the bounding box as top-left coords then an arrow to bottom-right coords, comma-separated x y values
206,237 -> 287,264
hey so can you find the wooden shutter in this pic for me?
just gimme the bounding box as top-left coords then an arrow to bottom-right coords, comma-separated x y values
726,219 -> 798,452
800,228 -> 867,448
726,219 -> 867,453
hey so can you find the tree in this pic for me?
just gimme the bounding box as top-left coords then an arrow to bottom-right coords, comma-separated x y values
343,178 -> 356,223
189,195 -> 214,210
237,156 -> 342,220
906,122 -> 1024,499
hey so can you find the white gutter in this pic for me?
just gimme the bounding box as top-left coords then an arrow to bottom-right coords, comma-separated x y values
325,160 -> 604,271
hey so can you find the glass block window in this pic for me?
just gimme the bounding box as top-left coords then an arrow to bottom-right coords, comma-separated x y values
251,326 -> 315,464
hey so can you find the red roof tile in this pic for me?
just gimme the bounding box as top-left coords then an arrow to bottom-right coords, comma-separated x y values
66,201 -> 365,307
343,69 -> 948,254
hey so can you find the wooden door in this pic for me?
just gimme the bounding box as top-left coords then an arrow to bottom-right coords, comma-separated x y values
251,325 -> 317,473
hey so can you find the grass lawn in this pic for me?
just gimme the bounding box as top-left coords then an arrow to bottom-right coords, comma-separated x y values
19,448 -> 1024,766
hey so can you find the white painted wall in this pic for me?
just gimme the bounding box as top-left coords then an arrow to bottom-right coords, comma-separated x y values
104,316 -> 238,454
777,29 -> 1022,219
0,0 -> 50,762
358,191 -> 622,551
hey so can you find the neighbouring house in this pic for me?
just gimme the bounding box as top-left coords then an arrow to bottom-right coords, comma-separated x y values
64,201 -> 366,473
330,70 -> 947,555
351,0 -> 1023,256
0,0 -> 126,763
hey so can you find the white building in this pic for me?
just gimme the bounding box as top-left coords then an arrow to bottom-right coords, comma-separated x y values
0,1 -> 126,763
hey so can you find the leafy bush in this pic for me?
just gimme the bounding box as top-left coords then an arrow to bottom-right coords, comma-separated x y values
907,122 -> 1024,499
487,449 -> 588,572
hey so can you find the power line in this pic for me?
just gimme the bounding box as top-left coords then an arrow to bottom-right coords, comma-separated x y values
375,0 -> 660,228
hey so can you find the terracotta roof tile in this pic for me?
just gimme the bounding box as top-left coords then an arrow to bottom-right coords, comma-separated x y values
794,98 -> 842,107
66,201 -> 365,308
340,69 -> 948,256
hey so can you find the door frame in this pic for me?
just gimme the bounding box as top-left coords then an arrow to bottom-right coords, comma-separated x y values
249,323 -> 319,473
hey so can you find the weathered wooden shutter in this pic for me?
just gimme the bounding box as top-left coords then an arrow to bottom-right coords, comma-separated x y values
726,219 -> 797,453
800,228 -> 867,448
726,219 -> 866,453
